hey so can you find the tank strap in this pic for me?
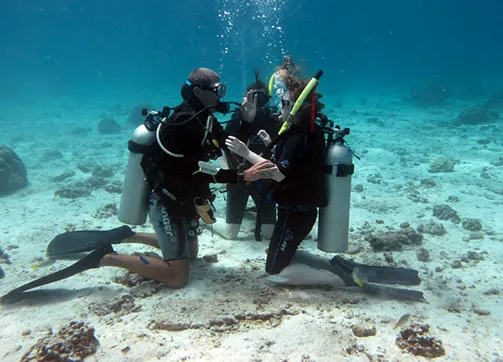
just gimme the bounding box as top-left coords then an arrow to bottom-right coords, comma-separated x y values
324,163 -> 354,177
128,140 -> 150,154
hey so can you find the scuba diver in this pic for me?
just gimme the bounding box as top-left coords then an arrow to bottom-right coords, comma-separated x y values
225,62 -> 426,302
1,68 -> 278,303
212,68 -> 281,241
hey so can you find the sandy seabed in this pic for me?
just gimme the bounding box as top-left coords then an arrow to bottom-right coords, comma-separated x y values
1,90 -> 502,361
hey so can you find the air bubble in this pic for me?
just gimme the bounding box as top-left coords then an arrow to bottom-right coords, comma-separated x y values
215,0 -> 288,78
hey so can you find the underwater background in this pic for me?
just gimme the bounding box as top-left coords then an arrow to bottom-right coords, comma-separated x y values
1,1 -> 502,361
2,0 -> 503,105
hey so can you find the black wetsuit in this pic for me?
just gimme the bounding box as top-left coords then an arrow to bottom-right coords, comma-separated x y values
266,124 -> 328,274
223,107 -> 280,237
141,102 -> 242,260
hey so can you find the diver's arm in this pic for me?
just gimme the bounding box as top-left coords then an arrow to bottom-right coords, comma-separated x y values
225,136 -> 285,182
219,111 -> 252,170
274,132 -> 306,179
193,161 -> 279,184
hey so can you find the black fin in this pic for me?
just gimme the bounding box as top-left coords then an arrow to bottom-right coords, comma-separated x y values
330,255 -> 421,286
46,226 -> 134,258
1,245 -> 113,304
353,268 -> 427,302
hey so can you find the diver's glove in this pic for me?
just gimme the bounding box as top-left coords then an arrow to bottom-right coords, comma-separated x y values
241,90 -> 258,123
225,135 -> 251,159
257,129 -> 272,146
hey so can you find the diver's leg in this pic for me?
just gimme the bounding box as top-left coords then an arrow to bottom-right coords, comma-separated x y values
290,250 -> 355,286
100,195 -> 194,288
124,232 -> 160,248
212,183 -> 247,240
265,206 -> 317,274
126,215 -> 199,262
259,197 -> 277,240
99,254 -> 189,288
250,181 -> 277,240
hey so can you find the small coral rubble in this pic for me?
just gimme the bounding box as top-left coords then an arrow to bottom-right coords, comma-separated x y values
428,157 -> 455,173
395,324 -> 445,359
417,220 -> 446,236
88,294 -> 140,317
462,218 -> 482,231
21,321 -> 99,362
433,204 -> 461,224
365,228 -> 423,251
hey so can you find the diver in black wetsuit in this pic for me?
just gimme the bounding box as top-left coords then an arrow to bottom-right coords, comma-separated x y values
227,74 -> 327,273
264,113 -> 327,273
226,68 -> 426,301
213,69 -> 281,241
0,68 -> 281,302
98,68 -> 277,288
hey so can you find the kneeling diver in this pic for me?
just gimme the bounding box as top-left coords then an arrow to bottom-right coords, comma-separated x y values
224,63 -> 425,302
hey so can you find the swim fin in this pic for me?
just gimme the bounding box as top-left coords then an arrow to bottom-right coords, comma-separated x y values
0,245 -> 113,304
329,255 -> 421,286
288,250 -> 425,302
352,267 -> 426,302
46,225 -> 135,258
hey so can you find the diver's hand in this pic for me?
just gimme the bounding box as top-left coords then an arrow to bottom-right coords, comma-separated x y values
225,136 -> 250,158
244,160 -> 279,182
241,90 -> 258,123
257,129 -> 272,146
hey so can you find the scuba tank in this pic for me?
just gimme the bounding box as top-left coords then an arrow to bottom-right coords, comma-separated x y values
118,108 -> 168,225
317,125 -> 355,253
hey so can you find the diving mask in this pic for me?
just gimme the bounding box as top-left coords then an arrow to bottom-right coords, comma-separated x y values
205,82 -> 226,98
186,80 -> 227,99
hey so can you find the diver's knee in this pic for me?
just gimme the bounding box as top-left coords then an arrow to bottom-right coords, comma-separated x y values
160,259 -> 190,288
168,274 -> 189,288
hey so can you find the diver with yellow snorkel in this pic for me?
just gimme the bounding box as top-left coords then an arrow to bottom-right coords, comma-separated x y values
227,64 -> 328,274
226,57 -> 426,301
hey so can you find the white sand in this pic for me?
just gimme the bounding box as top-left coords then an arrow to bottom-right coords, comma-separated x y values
1,90 -> 502,361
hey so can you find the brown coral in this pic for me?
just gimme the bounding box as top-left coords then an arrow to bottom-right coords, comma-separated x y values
21,321 -> 99,362
396,323 -> 445,359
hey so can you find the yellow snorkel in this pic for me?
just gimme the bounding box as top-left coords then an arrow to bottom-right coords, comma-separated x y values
278,70 -> 324,135
268,73 -> 275,97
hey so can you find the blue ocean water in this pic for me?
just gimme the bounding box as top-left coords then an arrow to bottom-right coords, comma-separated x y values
1,1 -> 502,361
2,1 -> 502,102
